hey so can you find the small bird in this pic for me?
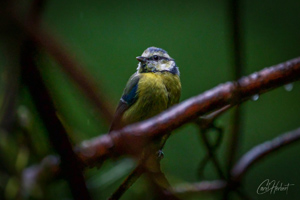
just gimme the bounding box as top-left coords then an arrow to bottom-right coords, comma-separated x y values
110,47 -> 181,133
108,47 -> 181,199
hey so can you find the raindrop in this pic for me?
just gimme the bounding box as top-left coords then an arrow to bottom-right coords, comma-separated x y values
251,94 -> 259,101
284,83 -> 293,92
250,73 -> 259,79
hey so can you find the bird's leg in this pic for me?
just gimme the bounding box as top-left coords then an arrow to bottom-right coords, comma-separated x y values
108,133 -> 172,200
155,132 -> 171,160
156,149 -> 164,160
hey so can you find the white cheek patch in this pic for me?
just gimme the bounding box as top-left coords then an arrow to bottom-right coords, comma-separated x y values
157,61 -> 175,71
136,62 -> 141,71
159,63 -> 168,71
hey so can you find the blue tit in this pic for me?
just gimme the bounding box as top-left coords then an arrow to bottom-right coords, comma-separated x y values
109,47 -> 181,132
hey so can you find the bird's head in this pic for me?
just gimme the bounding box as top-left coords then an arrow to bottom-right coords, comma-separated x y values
136,47 -> 179,75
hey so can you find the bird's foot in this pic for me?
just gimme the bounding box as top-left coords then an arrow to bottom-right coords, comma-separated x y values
156,150 -> 164,160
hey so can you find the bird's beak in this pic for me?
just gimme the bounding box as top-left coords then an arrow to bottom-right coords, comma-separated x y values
136,56 -> 147,62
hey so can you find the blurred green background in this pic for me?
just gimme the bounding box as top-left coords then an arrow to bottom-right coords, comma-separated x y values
1,0 -> 300,199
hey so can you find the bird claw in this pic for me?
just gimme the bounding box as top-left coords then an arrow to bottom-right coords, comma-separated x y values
156,150 -> 164,160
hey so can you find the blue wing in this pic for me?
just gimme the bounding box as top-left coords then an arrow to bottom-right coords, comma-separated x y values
109,73 -> 140,132
121,80 -> 138,106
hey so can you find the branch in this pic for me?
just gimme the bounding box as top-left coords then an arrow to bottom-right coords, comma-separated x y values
108,165 -> 144,200
168,127 -> 300,195
231,127 -> 300,181
195,106 -> 230,179
23,57 -> 300,192
195,122 -> 225,179
168,180 -> 227,194
78,56 -> 300,166
20,27 -> 91,200
21,156 -> 60,197
147,172 -> 182,200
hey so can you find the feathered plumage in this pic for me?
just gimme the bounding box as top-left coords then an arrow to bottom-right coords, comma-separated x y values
109,47 -> 181,132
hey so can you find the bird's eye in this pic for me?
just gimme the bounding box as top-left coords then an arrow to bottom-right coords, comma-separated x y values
153,55 -> 159,61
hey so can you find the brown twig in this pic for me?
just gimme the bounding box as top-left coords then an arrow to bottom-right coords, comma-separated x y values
21,155 -> 60,197
147,172 -> 182,200
108,132 -> 172,199
108,164 -> 144,200
231,127 -> 300,182
197,105 -> 232,130
168,180 -> 227,194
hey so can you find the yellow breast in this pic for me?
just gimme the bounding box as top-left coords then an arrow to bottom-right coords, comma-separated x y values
122,72 -> 181,125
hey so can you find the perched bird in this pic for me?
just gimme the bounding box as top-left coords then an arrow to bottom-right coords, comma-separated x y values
109,47 -> 181,133
108,47 -> 181,199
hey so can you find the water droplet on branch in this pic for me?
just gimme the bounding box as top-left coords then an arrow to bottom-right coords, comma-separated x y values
284,83 -> 293,92
251,94 -> 259,101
